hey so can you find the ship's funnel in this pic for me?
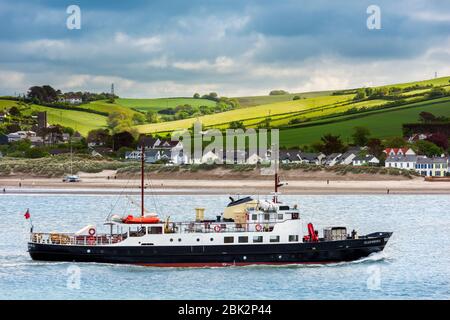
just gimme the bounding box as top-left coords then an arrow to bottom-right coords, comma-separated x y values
195,208 -> 205,222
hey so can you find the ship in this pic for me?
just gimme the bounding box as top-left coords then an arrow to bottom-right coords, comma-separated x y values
27,146 -> 392,267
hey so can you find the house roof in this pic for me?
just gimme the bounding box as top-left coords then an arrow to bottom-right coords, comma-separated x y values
298,152 -> 321,161
138,135 -> 159,148
384,147 -> 411,155
416,156 -> 448,164
386,155 -> 418,162
279,149 -> 300,161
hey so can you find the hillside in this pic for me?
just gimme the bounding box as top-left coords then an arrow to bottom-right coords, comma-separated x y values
0,100 -> 107,135
116,97 -> 216,112
1,76 -> 449,140
279,97 -> 450,147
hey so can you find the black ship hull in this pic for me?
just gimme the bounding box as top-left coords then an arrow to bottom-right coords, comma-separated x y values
28,232 -> 392,267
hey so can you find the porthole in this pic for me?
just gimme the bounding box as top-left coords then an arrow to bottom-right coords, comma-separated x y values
196,238 -> 200,242
178,238 -> 182,242
210,238 -> 214,241
170,238 -> 173,242
243,256 -> 247,260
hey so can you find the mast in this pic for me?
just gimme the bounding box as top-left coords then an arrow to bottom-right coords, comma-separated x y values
70,137 -> 73,175
141,144 -> 145,217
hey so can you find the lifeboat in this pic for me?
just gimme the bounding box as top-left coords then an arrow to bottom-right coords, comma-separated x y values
122,215 -> 160,224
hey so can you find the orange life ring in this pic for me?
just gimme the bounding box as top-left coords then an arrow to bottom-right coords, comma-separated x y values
214,225 -> 221,232
88,228 -> 96,236
255,224 -> 262,232
87,236 -> 96,245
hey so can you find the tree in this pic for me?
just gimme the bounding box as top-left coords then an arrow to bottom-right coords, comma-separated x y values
367,138 -> 384,157
112,131 -> 135,151
352,126 -> 371,146
25,148 -> 48,159
353,89 -> 367,101
426,133 -> 448,151
8,106 -> 21,116
87,129 -> 112,147
419,111 -> 436,123
132,113 -> 146,125
384,136 -> 405,148
269,90 -> 289,95
228,120 -> 245,130
145,111 -> 159,123
415,140 -> 443,157
193,93 -> 200,99
293,96 -> 300,100
318,134 -> 346,154
107,112 -> 128,129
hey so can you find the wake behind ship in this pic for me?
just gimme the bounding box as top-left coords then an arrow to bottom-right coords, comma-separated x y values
27,147 -> 392,267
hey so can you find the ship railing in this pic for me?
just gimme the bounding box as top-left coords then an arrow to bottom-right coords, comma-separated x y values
167,221 -> 277,234
29,232 -> 125,246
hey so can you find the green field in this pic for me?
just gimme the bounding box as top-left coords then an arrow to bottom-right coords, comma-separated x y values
135,94 -> 354,133
79,100 -> 141,118
116,97 -> 216,112
279,97 -> 450,147
0,100 -> 107,135
235,91 -> 334,108
1,76 -> 449,139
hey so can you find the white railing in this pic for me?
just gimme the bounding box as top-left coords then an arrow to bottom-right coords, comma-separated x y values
30,232 -> 125,246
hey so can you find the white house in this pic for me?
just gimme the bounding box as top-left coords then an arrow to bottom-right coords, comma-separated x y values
336,151 -> 357,165
324,153 -> 342,166
7,131 -> 36,142
298,152 -> 325,165
385,155 -> 417,170
352,155 -> 380,166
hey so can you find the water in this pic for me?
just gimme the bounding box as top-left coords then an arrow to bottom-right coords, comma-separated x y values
0,193 -> 449,299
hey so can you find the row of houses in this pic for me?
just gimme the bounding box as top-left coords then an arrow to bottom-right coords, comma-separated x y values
384,147 -> 449,177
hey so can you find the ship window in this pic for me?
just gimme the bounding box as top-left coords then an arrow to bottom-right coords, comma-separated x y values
210,238 -> 214,241
278,214 -> 283,220
224,236 -> 234,243
170,238 -> 173,242
197,238 -> 200,242
178,238 -> 182,242
148,226 -> 163,234
253,236 -> 263,243
264,213 -> 270,220
279,206 -> 289,210
289,235 -> 299,242
252,214 -> 257,221
291,212 -> 299,220
270,236 -> 280,243
238,236 -> 248,243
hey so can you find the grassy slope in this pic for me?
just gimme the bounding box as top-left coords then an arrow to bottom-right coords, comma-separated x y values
79,100 -> 141,118
0,100 -> 107,136
116,98 -> 216,112
235,91 -> 334,108
135,94 -> 354,133
279,97 -> 450,147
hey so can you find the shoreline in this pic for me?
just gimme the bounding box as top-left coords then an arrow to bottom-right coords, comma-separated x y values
1,176 -> 449,195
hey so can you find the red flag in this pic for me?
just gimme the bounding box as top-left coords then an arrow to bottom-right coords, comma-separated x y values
24,209 -> 30,220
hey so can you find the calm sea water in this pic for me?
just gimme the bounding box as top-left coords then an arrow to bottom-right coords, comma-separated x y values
0,193 -> 449,300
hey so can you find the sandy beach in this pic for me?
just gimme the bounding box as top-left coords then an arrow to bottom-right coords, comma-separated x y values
0,170 -> 449,195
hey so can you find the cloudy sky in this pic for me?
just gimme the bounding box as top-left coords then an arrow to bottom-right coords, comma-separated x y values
1,0 -> 449,97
